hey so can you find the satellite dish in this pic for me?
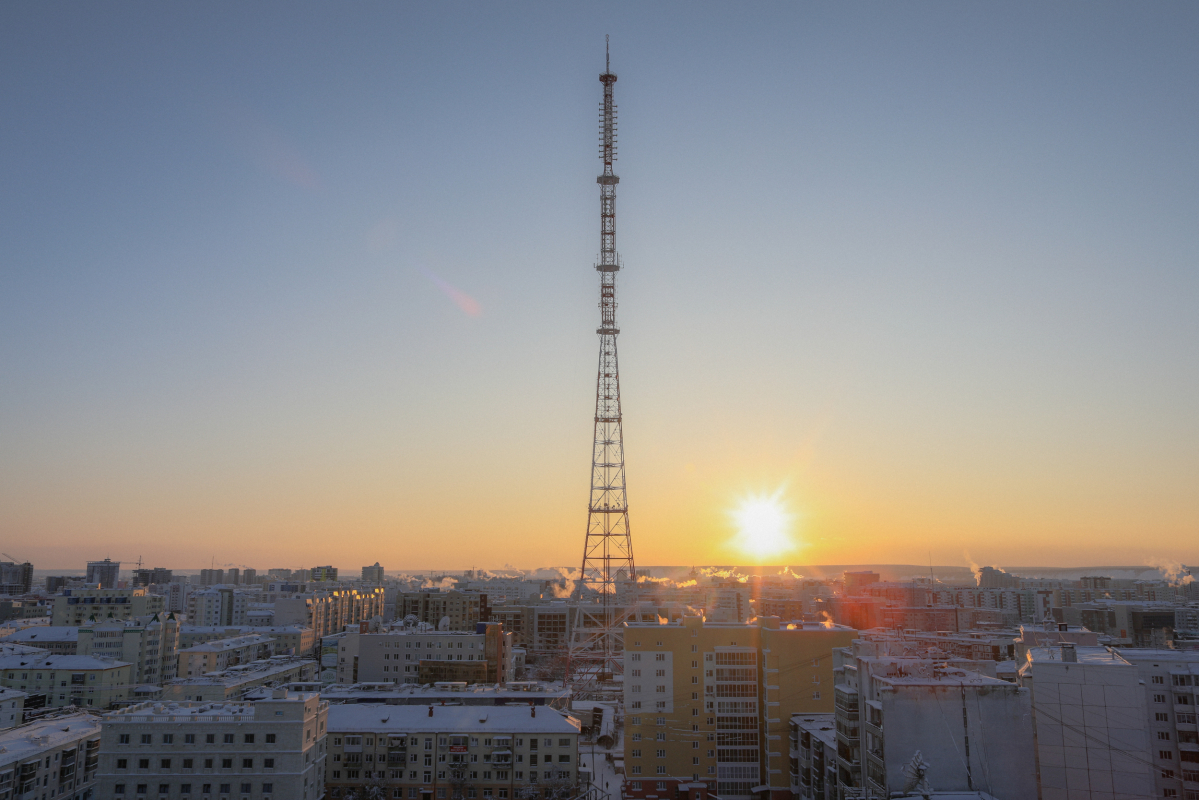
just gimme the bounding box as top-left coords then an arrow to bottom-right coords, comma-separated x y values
902,750 -> 932,798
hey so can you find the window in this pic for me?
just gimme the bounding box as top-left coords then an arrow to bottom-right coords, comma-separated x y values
631,766 -> 642,775
119,734 -> 130,744
185,734 -> 195,744
657,718 -> 666,726
115,785 -> 126,795
159,785 -> 170,794
160,759 -> 171,768
656,733 -> 665,742
241,783 -> 252,793
219,785 -> 231,794
1161,751 -> 1174,760
1159,732 -> 1172,740
206,734 -> 215,744
263,784 -> 273,794
1155,694 -> 1167,703
139,759 -> 150,769
266,733 -> 276,743
264,758 -> 275,768
223,734 -> 235,744
222,758 -> 233,768
1157,713 -> 1170,722
656,750 -> 666,758
631,653 -> 641,662
244,734 -> 255,743
183,759 -> 193,769
137,786 -> 148,795
631,750 -> 641,758
691,676 -> 698,684
117,759 -> 128,769
141,734 -> 152,744
204,759 -> 213,769
656,766 -> 666,775
181,785 -> 191,794
163,734 -> 174,744
1153,676 -> 1165,684
655,654 -> 666,662
243,758 -> 254,768
632,734 -> 641,742
655,669 -> 665,677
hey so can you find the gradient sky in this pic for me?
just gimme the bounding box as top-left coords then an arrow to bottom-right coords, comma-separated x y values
2,2 -> 1197,571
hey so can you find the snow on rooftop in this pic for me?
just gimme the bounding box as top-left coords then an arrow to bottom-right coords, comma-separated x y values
327,703 -> 581,734
0,713 -> 101,767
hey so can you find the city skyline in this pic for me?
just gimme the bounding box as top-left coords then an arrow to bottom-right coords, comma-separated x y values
2,3 -> 1197,570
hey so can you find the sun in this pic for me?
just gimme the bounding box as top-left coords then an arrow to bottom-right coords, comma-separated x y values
729,489 -> 797,561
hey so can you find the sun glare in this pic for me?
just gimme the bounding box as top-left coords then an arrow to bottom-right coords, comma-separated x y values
730,490 -> 797,561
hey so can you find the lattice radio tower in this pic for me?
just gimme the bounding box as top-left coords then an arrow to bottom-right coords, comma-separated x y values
568,37 -> 636,692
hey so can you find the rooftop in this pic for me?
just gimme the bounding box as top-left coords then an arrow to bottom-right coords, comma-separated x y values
105,695 -> 320,723
0,626 -> 79,643
327,703 -> 582,734
167,656 -> 310,686
0,652 -> 129,670
177,634 -> 276,653
1025,645 -> 1131,666
0,713 -> 101,767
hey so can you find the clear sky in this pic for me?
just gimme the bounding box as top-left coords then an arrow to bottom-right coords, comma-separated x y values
2,2 -> 1197,571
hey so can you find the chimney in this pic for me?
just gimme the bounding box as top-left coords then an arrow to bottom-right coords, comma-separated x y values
1061,643 -> 1077,663
428,706 -> 434,717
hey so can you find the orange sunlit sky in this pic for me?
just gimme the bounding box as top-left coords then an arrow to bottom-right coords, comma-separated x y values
2,3 -> 1197,571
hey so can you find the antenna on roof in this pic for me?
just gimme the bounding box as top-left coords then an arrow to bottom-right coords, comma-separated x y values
606,34 -> 610,73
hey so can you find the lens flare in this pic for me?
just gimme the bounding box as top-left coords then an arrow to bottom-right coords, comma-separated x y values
729,489 -> 796,560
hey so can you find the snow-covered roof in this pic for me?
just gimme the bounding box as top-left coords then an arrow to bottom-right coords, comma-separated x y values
328,703 -> 581,735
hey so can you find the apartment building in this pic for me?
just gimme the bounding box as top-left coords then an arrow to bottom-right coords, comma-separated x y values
77,613 -> 181,685
397,591 -> 487,633
622,615 -> 856,800
162,656 -> 319,703
0,652 -> 132,710
0,626 -> 80,655
362,564 -> 385,584
52,588 -> 164,627
789,713 -> 835,800
179,625 -> 316,657
187,588 -> 256,627
1112,648 -> 1199,800
0,562 -> 33,597
325,702 -> 580,799
177,634 -> 276,678
0,687 -> 25,729
0,712 -> 101,800
1019,644 -> 1156,799
95,690 -> 328,800
272,587 -> 385,638
336,625 -> 513,686
85,560 -> 120,590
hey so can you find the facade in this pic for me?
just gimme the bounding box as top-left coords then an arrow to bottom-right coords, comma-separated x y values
0,652 -> 132,710
187,588 -> 255,627
177,634 -> 276,678
0,562 -> 34,597
397,591 -> 487,633
131,568 -> 173,587
621,616 -> 857,800
1019,644 -> 1156,800
325,702 -> 580,800
51,588 -> 165,627
0,687 -> 25,729
789,714 -> 836,800
0,712 -> 101,800
1113,648 -> 1199,800
162,656 -> 319,702
272,587 -> 386,639
312,567 -> 339,582
336,625 -> 514,686
362,564 -> 385,584
95,690 -> 328,800
86,560 -> 120,590
77,613 -> 181,686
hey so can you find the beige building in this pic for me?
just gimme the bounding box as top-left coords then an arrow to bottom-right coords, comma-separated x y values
622,615 -> 856,800
51,587 -> 164,626
272,586 -> 385,638
177,633 -> 276,678
0,711 -> 101,799
77,612 -> 181,685
0,625 -> 79,655
162,656 -> 319,702
325,702 -> 581,799
397,590 -> 486,632
95,690 -> 327,800
0,652 -> 133,710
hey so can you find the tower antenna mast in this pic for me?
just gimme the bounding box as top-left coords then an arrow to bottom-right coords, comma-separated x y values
568,37 -> 636,695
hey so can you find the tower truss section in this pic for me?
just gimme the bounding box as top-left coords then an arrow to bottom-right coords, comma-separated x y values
569,39 -> 636,696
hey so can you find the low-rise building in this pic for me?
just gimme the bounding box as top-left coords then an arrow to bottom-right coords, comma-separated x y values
0,712 -> 101,800
177,633 -> 276,678
95,690 -> 328,800
0,625 -> 79,655
0,652 -> 133,710
51,588 -> 164,627
336,624 -> 513,686
162,656 -> 319,703
313,680 -> 570,710
325,702 -> 581,799
178,624 -> 316,656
